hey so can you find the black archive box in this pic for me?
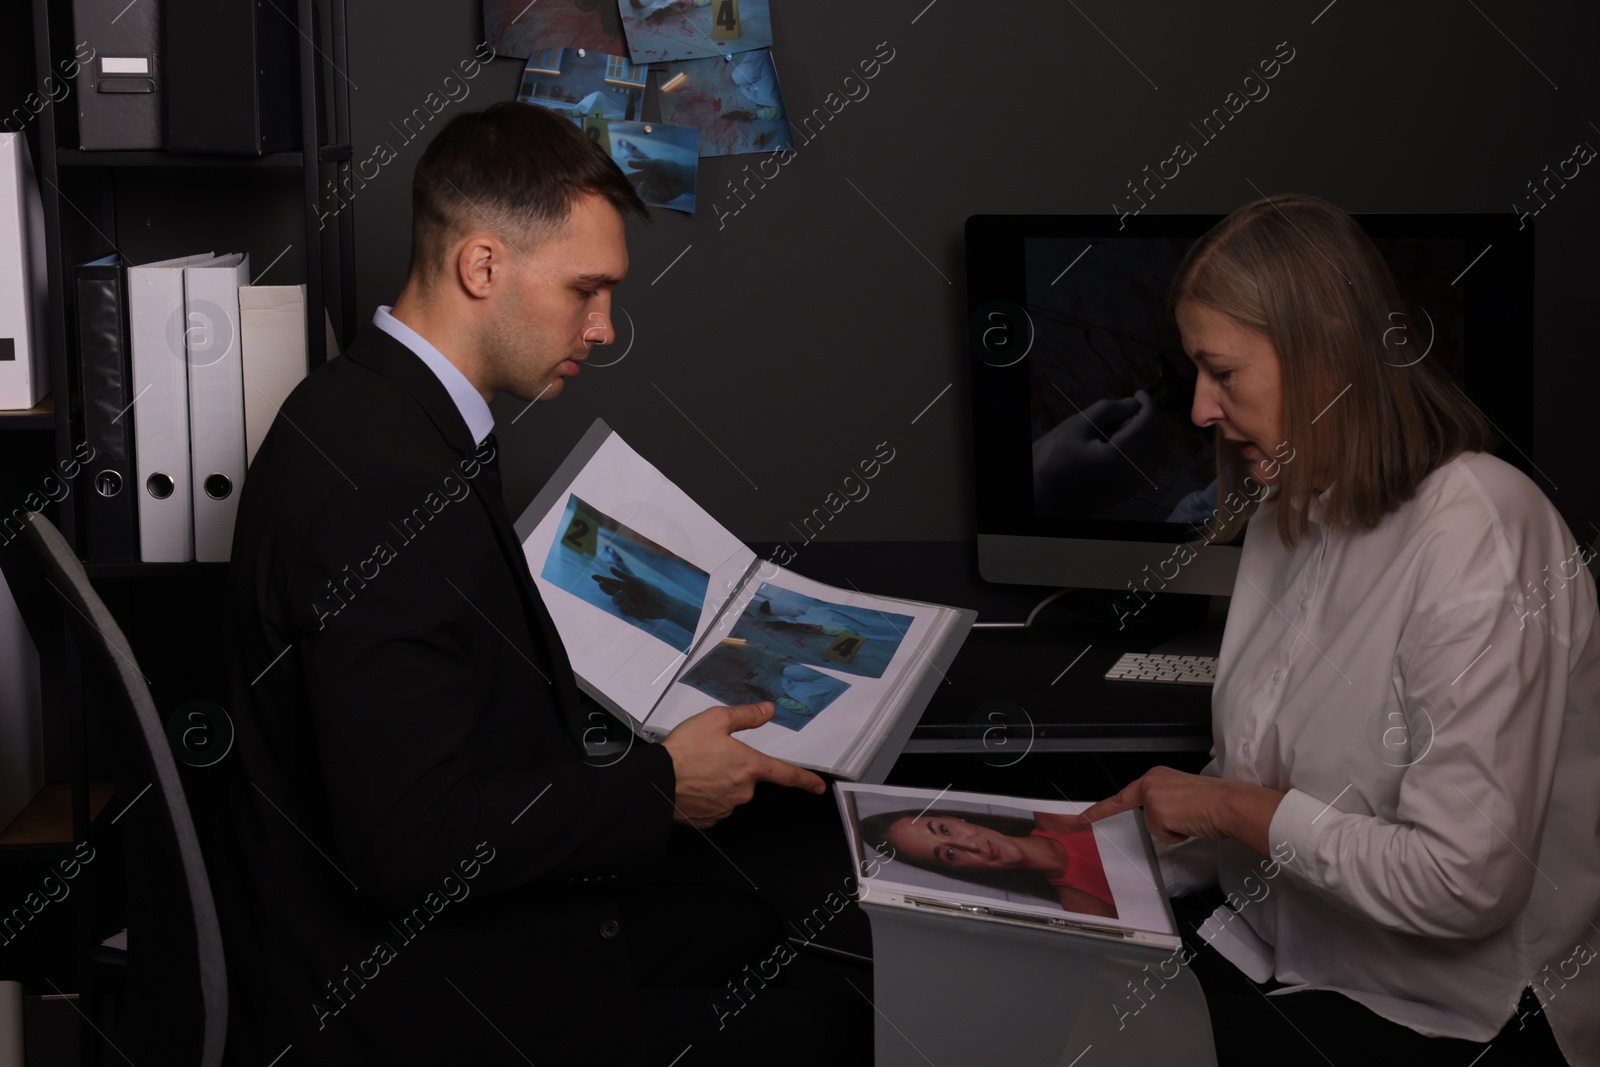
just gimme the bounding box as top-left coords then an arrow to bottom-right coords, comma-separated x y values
74,0 -> 163,150
163,0 -> 301,154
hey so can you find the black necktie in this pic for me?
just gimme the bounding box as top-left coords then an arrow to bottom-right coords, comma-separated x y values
475,431 -> 591,756
478,432 -> 503,500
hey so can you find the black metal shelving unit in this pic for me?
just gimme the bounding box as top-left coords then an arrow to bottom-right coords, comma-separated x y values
11,0 -> 357,1059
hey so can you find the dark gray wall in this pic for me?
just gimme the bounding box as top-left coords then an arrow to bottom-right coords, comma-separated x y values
347,0 -> 1600,545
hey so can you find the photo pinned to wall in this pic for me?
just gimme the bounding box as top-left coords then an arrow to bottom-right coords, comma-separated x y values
727,583 -> 911,679
539,493 -> 711,653
591,120 -> 699,212
484,0 -> 626,59
620,0 -> 773,64
516,47 -> 648,122
680,639 -> 851,732
657,49 -> 793,157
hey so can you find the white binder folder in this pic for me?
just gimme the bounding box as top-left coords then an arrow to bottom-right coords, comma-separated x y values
0,134 -> 48,410
239,284 -> 307,466
184,253 -> 250,562
128,252 -> 216,563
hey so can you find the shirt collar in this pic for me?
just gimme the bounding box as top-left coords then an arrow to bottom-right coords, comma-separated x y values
1308,485 -> 1334,526
1276,484 -> 1333,526
372,306 -> 495,447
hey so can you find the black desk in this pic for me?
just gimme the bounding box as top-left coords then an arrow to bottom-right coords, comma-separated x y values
750,540 -> 1216,754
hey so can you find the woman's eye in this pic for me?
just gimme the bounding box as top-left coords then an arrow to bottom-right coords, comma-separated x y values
1214,370 -> 1233,385
945,846 -> 956,861
938,823 -> 949,835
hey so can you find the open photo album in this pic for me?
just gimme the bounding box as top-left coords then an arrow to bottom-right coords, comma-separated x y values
515,420 -> 977,781
834,782 -> 1180,948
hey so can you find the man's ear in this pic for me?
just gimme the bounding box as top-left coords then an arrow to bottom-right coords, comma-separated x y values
457,233 -> 499,299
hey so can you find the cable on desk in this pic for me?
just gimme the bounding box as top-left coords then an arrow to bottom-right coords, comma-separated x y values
972,587 -> 1074,630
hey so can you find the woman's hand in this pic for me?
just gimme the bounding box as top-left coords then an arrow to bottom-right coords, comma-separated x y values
1079,766 -> 1286,857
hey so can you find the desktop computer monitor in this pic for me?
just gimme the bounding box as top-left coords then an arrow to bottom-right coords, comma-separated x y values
966,212 -> 1535,605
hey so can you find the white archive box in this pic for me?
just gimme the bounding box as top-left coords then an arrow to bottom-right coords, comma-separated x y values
0,134 -> 48,411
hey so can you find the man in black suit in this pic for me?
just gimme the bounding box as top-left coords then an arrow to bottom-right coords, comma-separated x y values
218,102 -> 861,1065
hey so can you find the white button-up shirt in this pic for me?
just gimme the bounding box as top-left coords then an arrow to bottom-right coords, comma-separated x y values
1158,451 -> 1600,1063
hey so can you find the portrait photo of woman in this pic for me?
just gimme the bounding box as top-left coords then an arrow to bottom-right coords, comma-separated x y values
856,805 -> 1118,920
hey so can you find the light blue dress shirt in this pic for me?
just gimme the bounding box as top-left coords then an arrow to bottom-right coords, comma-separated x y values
372,305 -> 495,448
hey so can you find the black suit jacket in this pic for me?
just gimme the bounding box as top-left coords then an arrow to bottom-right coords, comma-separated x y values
217,324 -> 677,1064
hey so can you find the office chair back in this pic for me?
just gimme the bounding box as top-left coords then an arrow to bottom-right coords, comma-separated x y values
0,513 -> 227,1066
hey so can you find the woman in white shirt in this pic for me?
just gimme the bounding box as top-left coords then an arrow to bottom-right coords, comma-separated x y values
1076,194 -> 1600,1066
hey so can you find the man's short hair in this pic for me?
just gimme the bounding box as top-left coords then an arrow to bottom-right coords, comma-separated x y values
408,102 -> 649,287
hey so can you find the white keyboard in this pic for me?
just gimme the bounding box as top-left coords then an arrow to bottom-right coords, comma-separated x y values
1104,652 -> 1217,686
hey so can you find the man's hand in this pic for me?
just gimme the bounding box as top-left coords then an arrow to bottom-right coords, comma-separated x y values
1076,766 -> 1286,857
661,702 -> 827,829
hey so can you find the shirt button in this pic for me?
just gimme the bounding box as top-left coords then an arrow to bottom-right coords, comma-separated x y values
1272,669 -> 1283,683
1299,599 -> 1308,612
599,919 -> 622,940
1241,741 -> 1252,757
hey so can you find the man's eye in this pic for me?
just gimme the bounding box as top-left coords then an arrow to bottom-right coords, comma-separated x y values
576,288 -> 598,299
945,846 -> 956,861
1214,370 -> 1233,385
939,823 -> 949,835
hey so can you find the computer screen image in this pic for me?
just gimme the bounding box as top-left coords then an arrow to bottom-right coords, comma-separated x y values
966,213 -> 1534,599
1025,233 -> 1218,527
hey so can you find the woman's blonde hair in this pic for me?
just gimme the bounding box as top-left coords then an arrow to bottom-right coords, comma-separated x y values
1171,194 -> 1494,548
